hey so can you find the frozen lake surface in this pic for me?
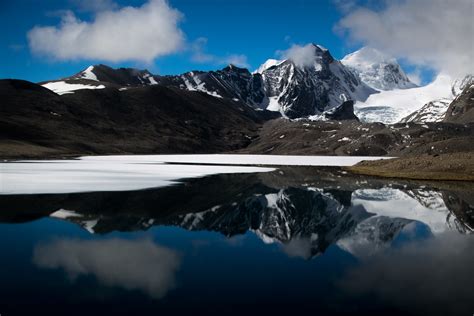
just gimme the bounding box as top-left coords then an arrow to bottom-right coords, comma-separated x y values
1,155 -> 389,194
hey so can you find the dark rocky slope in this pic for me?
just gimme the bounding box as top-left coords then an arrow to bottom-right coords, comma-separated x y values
444,83 -> 474,123
0,79 -> 276,159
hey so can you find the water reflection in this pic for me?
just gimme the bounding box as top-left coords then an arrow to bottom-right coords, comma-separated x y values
339,232 -> 474,316
33,238 -> 181,299
0,167 -> 473,314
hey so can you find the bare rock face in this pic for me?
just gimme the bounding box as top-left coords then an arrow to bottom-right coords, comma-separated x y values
444,83 -> 474,123
324,100 -> 359,121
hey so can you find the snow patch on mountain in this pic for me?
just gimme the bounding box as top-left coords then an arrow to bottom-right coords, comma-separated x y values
354,74 -> 453,124
398,74 -> 473,123
400,99 -> 451,123
254,59 -> 284,74
79,66 -> 98,81
42,81 -> 105,95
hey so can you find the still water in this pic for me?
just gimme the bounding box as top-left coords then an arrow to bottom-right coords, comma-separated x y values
0,158 -> 473,315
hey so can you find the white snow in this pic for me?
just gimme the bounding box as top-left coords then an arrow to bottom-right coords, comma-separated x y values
254,59 -> 284,74
400,98 -> 451,123
83,219 -> 99,233
354,74 -> 454,124
342,47 -> 397,71
266,96 -> 282,112
42,81 -> 105,95
338,137 -> 351,142
0,157 -> 275,195
50,209 -> 82,219
80,154 -> 391,167
148,76 -> 157,85
182,74 -> 223,98
341,47 -> 416,91
79,66 -> 98,81
1,155 -> 391,195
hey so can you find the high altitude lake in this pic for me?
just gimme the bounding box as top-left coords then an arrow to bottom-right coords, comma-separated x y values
0,155 -> 473,316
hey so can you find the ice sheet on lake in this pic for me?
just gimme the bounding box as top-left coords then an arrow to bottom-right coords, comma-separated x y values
0,159 -> 274,195
1,155 -> 390,195
79,154 -> 391,166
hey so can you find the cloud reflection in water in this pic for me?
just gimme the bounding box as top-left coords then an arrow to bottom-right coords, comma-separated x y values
33,238 -> 181,299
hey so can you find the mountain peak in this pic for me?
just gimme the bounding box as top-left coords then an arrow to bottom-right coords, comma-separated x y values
254,59 -> 284,74
342,47 -> 416,91
311,43 -> 329,52
342,47 -> 397,66
222,64 -> 249,73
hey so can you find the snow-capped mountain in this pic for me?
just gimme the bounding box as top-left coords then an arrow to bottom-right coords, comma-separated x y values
39,45 -> 462,124
354,74 -> 455,124
399,99 -> 452,123
157,44 -> 375,118
253,59 -> 284,74
71,64 -> 159,86
40,64 -> 159,95
258,44 -> 375,118
400,74 -> 474,123
341,47 -> 417,91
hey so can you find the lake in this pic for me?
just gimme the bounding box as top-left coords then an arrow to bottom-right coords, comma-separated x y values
0,155 -> 473,315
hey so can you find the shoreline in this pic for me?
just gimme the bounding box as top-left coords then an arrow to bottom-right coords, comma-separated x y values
346,152 -> 474,181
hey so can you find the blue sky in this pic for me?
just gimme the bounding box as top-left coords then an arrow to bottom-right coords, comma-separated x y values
0,0 -> 361,82
1,0 -> 466,83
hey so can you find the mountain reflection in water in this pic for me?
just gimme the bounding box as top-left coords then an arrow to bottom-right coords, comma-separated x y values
0,167 -> 473,315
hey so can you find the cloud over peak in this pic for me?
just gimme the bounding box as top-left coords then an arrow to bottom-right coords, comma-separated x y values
336,0 -> 474,78
278,43 -> 317,67
28,0 -> 184,63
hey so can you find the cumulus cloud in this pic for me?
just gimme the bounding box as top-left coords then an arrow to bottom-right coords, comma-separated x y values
277,43 -> 317,67
33,238 -> 181,299
336,0 -> 474,77
28,0 -> 184,63
190,37 -> 249,68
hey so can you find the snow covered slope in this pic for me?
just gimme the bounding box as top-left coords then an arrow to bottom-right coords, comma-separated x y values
253,59 -> 284,74
354,74 -> 453,124
400,74 -> 473,123
41,81 -> 105,95
342,47 -> 416,91
399,99 -> 451,123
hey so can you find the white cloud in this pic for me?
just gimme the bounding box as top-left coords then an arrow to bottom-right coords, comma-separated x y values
336,0 -> 474,78
33,238 -> 181,299
406,68 -> 422,86
28,0 -> 184,63
277,43 -> 317,67
190,37 -> 250,68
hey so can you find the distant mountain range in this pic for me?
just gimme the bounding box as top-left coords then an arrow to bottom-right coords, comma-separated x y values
1,44 -> 472,159
39,45 -> 416,119
39,44 -> 472,124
